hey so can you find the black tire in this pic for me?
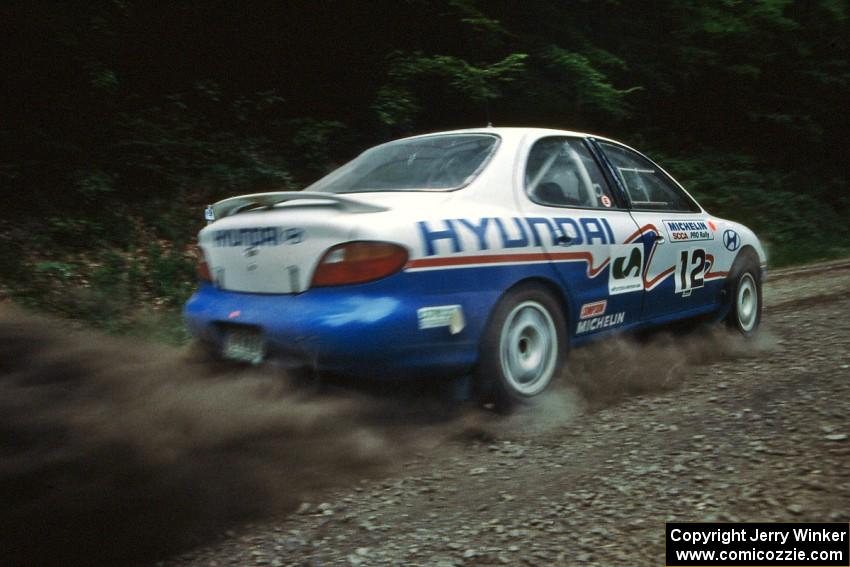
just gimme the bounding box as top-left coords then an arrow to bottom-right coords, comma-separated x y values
724,252 -> 762,336
475,284 -> 567,412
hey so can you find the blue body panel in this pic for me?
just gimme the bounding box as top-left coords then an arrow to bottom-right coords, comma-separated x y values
186,264 -> 543,379
184,262 -> 727,379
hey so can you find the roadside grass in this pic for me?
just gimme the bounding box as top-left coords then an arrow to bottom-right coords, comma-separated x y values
4,284 -> 192,347
765,241 -> 850,268
0,213 -> 196,347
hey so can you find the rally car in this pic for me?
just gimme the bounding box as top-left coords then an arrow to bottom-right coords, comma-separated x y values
184,128 -> 766,408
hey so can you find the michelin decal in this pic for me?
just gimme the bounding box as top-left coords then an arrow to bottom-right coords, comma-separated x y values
576,312 -> 625,334
663,220 -> 713,243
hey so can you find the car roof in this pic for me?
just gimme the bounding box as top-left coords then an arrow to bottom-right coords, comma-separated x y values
395,126 -> 618,143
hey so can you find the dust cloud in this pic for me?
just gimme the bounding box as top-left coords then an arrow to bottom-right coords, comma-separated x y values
500,324 -> 777,433
0,307 -> 393,566
565,324 -> 777,409
0,306 -> 776,566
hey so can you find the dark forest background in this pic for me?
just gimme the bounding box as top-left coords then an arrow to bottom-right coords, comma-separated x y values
1,0 -> 848,341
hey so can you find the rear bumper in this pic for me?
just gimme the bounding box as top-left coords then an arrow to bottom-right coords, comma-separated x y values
183,281 -> 482,379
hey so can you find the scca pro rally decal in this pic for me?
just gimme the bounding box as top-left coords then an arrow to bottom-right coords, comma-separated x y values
663,220 -> 713,242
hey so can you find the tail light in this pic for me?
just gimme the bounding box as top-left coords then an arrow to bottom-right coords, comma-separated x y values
196,246 -> 212,283
311,241 -> 408,287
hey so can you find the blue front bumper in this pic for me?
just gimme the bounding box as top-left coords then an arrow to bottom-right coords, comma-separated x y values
183,277 -> 491,379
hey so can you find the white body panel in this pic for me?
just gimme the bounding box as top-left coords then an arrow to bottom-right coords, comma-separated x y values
198,127 -> 766,301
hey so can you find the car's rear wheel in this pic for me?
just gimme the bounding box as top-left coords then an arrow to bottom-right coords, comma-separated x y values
725,254 -> 762,336
475,284 -> 566,411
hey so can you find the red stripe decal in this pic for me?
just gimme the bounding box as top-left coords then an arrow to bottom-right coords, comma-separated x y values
625,223 -> 660,244
407,251 -> 609,278
704,254 -> 727,279
645,266 -> 674,288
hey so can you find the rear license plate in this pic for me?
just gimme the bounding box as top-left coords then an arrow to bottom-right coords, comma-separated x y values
222,329 -> 265,364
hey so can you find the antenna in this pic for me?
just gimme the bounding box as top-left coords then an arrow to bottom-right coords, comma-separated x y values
485,98 -> 493,127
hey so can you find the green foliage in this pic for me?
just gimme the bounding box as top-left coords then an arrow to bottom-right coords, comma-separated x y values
286,118 -> 350,180
147,242 -> 195,307
0,244 -> 24,282
74,169 -> 115,199
448,0 -> 510,39
33,261 -> 79,281
113,84 -> 296,202
375,51 -> 528,126
3,232 -> 197,342
542,47 -> 637,119
90,250 -> 128,291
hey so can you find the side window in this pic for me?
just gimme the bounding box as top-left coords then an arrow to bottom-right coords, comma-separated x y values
525,137 -> 617,209
597,142 -> 699,212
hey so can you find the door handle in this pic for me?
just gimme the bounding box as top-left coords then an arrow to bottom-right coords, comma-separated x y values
556,233 -> 573,245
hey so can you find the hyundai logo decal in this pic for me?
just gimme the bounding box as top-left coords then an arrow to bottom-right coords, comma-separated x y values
723,229 -> 740,251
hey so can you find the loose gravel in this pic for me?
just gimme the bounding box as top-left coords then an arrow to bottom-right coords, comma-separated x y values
166,262 -> 850,567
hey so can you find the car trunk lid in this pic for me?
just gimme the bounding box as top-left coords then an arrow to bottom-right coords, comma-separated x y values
198,191 -> 451,294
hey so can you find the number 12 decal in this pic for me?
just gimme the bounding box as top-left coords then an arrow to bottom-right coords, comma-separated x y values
676,248 -> 706,294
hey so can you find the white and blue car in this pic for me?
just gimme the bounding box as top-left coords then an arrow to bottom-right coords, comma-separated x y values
184,128 -> 766,408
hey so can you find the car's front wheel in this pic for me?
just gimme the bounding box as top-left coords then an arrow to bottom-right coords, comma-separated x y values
475,284 -> 566,411
725,254 -> 762,336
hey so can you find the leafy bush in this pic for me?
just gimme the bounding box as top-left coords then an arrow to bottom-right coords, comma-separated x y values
147,242 -> 196,307
660,153 -> 850,266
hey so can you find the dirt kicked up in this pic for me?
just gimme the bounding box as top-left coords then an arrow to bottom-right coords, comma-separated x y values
0,310 -> 402,566
1,260 -> 847,566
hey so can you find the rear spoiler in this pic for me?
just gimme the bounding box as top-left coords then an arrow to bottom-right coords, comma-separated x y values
204,191 -> 387,223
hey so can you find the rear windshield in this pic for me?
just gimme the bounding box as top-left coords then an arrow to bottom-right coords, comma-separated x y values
307,134 -> 499,193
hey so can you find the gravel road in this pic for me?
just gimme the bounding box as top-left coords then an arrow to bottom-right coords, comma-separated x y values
164,260 -> 850,567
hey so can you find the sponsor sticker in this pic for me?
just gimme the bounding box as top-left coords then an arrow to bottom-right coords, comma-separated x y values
579,300 -> 607,320
609,244 -> 644,295
576,312 -> 625,334
418,305 -> 465,334
212,227 -> 305,247
663,220 -> 714,243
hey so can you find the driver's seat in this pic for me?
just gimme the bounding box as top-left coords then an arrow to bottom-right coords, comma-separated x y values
534,181 -> 564,205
